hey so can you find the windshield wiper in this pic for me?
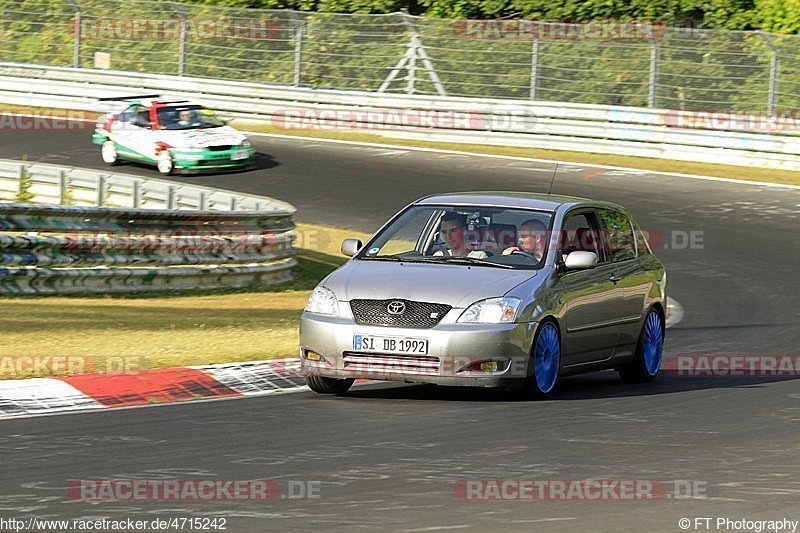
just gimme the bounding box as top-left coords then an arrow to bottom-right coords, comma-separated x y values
360,255 -> 452,265
437,256 -> 515,269
359,255 -> 405,262
360,255 -> 515,269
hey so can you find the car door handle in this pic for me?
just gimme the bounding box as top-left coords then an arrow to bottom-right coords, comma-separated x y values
609,275 -> 622,284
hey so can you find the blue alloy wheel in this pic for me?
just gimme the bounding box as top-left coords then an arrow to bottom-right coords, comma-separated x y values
642,311 -> 664,376
534,323 -> 560,393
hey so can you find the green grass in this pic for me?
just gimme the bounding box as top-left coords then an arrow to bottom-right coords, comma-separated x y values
0,223 -> 372,379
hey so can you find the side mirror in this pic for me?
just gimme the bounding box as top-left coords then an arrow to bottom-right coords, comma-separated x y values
564,251 -> 597,270
341,238 -> 363,257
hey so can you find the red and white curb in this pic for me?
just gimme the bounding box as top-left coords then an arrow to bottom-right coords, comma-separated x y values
0,298 -> 683,419
0,358 -> 305,419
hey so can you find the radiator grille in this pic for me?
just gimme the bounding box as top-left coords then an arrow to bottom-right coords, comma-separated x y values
349,299 -> 451,329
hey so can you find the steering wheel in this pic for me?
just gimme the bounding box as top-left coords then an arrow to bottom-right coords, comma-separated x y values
509,250 -> 538,262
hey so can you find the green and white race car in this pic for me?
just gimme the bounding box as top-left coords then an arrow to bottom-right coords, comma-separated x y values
92,95 -> 255,175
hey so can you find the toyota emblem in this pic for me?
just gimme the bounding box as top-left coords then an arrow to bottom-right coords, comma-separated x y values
387,300 -> 406,315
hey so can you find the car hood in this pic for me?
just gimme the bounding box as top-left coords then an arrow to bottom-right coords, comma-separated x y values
324,260 -> 537,308
157,126 -> 246,148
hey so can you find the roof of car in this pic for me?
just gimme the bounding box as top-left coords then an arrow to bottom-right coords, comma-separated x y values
414,192 -> 609,211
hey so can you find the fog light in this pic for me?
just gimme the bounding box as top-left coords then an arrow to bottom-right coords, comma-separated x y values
305,351 -> 325,362
480,361 -> 499,372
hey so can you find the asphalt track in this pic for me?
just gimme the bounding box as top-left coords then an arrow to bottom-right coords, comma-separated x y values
0,128 -> 799,532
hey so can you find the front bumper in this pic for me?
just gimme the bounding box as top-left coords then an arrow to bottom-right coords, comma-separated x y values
299,311 -> 539,389
171,147 -> 255,172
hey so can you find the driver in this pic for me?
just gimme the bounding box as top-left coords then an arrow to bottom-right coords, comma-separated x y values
502,219 -> 548,262
176,109 -> 201,128
434,212 -> 487,259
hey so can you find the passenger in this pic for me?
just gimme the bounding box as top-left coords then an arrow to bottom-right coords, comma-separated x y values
434,212 -> 487,259
502,219 -> 548,261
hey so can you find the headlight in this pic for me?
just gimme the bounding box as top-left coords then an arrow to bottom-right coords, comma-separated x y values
187,143 -> 203,151
241,139 -> 251,148
304,286 -> 339,316
457,297 -> 522,324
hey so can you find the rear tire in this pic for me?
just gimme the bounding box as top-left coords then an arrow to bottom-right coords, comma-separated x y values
618,309 -> 664,383
306,375 -> 354,395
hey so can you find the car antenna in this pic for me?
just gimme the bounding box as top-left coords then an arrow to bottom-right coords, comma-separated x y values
546,163 -> 559,195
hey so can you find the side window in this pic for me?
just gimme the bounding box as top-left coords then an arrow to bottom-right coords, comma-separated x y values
597,208 -> 636,262
634,221 -> 652,255
133,107 -> 151,128
560,212 -> 601,260
117,105 -> 136,124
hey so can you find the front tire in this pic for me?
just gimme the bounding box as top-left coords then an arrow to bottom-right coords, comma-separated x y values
520,320 -> 561,399
101,140 -> 119,165
157,150 -> 174,175
618,309 -> 664,383
306,375 -> 354,395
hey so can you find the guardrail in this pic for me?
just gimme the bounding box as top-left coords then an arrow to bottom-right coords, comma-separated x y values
0,159 -> 297,294
0,63 -> 798,171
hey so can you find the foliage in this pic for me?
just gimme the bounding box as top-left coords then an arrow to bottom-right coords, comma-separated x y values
15,159 -> 34,204
1,1 -> 798,113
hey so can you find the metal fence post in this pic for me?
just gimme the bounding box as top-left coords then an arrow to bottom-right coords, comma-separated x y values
96,175 -> 106,206
294,20 -> 304,87
758,31 -> 780,116
69,0 -> 82,68
178,20 -> 187,76
530,40 -> 540,100
58,170 -> 68,204
401,10 -> 417,95
167,186 -> 177,209
379,11 -> 445,95
132,180 -> 142,208
407,35 -> 417,95
648,41 -> 661,108
768,50 -> 779,116
170,2 -> 187,76
756,30 -> 780,117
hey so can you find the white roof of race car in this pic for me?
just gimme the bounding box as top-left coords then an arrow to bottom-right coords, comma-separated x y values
97,95 -> 201,112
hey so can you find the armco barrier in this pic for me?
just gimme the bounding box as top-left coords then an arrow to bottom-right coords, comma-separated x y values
0,63 -> 799,170
0,160 -> 297,294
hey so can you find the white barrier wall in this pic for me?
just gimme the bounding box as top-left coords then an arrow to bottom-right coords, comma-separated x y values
0,63 -> 798,170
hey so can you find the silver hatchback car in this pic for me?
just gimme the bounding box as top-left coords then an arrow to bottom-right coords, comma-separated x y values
300,192 -> 666,398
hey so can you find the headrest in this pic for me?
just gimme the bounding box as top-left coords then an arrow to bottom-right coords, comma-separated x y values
467,224 -> 518,251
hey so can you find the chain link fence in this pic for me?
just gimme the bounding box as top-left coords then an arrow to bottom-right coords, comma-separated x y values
1,0 -> 799,114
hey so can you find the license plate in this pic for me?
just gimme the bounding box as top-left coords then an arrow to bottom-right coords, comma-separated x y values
353,335 -> 428,355
230,150 -> 249,161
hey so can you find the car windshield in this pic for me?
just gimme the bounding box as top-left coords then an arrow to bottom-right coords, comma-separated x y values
357,205 -> 555,269
158,105 -> 225,130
